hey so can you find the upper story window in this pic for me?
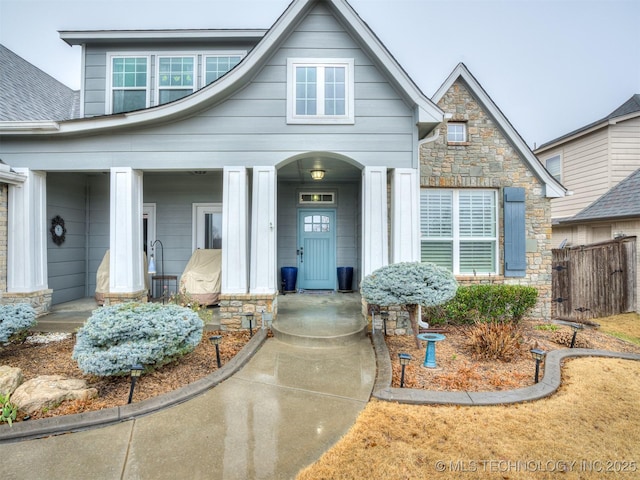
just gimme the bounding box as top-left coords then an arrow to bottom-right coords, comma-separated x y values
205,55 -> 242,84
106,50 -> 245,114
287,58 -> 354,124
447,122 -> 467,143
111,56 -> 149,114
420,189 -> 498,275
545,154 -> 562,182
157,56 -> 195,105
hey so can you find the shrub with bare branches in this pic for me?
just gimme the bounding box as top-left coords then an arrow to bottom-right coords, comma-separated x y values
464,321 -> 524,361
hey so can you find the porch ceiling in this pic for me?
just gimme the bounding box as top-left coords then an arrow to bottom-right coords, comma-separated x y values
277,157 -> 361,184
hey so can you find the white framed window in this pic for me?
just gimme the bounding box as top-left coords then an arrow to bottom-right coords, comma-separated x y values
109,56 -> 150,114
287,58 -> 354,124
192,203 -> 222,251
447,122 -> 467,143
545,154 -> 562,182
205,55 -> 243,84
157,56 -> 196,105
420,189 -> 498,275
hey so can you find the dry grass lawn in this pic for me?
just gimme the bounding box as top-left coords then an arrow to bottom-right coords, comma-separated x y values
598,313 -> 640,346
298,314 -> 640,480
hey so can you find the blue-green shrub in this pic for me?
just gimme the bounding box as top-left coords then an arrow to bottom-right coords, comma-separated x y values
423,284 -> 538,325
0,304 -> 36,343
72,302 -> 203,376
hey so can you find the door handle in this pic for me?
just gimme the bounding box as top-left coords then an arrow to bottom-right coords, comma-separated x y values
297,246 -> 304,263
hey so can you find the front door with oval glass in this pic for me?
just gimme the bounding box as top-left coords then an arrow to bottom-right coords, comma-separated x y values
297,210 -> 336,290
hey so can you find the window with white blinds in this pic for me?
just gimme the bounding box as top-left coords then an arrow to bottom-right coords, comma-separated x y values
420,189 -> 498,274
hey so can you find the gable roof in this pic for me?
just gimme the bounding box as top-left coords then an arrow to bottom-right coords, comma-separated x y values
0,44 -> 79,121
535,94 -> 640,152
432,63 -> 566,198
0,0 -> 442,137
560,168 -> 640,224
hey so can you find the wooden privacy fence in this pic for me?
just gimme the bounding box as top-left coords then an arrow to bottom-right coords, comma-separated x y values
552,236 -> 636,321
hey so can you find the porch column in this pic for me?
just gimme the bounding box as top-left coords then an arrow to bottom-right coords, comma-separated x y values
362,166 -> 388,276
8,168 -> 48,292
250,166 -> 277,294
222,166 -> 248,294
109,167 -> 145,294
391,168 -> 420,263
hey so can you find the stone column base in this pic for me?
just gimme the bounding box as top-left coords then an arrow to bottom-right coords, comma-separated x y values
219,293 -> 278,331
102,290 -> 148,306
1,289 -> 53,317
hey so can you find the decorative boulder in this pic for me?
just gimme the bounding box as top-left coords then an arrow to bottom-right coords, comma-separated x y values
11,375 -> 98,415
0,366 -> 23,395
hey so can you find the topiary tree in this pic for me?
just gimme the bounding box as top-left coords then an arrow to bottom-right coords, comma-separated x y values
0,304 -> 37,344
362,262 -> 458,348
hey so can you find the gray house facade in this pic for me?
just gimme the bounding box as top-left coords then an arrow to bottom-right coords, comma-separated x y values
0,0 -> 564,325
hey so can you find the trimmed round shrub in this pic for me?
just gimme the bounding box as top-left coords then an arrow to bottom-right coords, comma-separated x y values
72,302 -> 203,376
0,303 -> 37,343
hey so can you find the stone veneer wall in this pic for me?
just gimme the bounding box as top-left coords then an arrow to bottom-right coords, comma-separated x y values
419,79 -> 553,322
219,293 -> 278,331
102,290 -> 148,306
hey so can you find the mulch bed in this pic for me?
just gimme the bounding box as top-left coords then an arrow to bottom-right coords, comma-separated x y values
385,320 -> 640,391
0,330 -> 251,422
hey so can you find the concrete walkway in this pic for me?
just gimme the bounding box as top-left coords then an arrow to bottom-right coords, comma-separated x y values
0,293 -> 375,480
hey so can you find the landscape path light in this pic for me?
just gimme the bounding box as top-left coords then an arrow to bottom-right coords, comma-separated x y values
209,335 -> 222,368
127,364 -> 144,404
570,322 -> 584,348
530,349 -> 547,383
398,353 -> 411,388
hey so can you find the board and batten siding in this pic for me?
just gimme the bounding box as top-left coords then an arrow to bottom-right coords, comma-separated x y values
47,173 -> 88,304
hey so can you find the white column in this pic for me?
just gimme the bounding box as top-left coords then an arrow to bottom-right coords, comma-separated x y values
8,169 -> 47,292
250,167 -> 277,294
109,167 -> 144,293
222,166 -> 248,294
362,166 -> 388,276
391,168 -> 421,263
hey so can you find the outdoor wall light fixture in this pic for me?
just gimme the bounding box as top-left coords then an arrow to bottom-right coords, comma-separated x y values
398,353 -> 411,388
530,348 -> 546,383
127,364 -> 144,404
147,239 -> 166,304
570,323 -> 584,348
209,335 -> 223,368
310,169 -> 325,180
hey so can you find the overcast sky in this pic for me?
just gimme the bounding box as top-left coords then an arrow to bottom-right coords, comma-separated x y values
1,0 -> 638,147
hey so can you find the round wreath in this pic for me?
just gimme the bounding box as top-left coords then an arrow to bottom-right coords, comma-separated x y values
50,215 -> 67,246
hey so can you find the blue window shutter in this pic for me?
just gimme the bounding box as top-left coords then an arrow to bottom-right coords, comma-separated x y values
503,187 -> 526,277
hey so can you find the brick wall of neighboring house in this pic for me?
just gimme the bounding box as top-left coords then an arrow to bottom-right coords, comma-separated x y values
0,183 -> 7,293
420,80 -> 552,321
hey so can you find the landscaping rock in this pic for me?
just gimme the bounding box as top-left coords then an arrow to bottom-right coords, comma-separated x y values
11,375 -> 98,414
0,366 -> 23,395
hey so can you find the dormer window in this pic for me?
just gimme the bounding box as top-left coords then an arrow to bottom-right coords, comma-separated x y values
111,56 -> 149,114
287,58 -> 354,124
157,56 -> 195,105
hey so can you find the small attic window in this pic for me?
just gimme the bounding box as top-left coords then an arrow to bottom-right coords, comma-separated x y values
447,122 -> 467,143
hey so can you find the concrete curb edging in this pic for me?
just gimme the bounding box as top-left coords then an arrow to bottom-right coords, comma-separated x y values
0,329 -> 268,443
371,331 -> 640,405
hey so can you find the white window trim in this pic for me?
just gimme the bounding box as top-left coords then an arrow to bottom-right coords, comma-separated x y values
421,189 -> 499,275
545,153 -> 562,182
287,57 -> 355,125
106,53 -> 151,115
447,122 -> 467,143
106,50 -> 247,114
203,52 -> 245,85
155,55 -> 197,106
192,203 -> 223,251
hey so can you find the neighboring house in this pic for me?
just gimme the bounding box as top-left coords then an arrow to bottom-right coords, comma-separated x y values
0,0 -> 564,324
534,95 -> 639,313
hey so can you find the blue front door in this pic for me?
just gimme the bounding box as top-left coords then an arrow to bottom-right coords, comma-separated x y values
297,210 -> 336,290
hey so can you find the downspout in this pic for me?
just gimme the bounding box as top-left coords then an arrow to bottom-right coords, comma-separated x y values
415,113 -> 452,329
